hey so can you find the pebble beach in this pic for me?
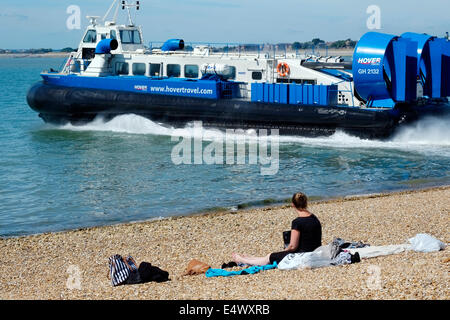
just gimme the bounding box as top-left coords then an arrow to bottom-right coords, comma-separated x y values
0,186 -> 448,300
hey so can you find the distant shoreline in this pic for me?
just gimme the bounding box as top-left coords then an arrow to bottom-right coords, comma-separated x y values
0,52 -> 69,58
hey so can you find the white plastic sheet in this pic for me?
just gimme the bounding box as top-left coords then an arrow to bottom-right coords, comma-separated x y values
408,233 -> 446,253
277,252 -> 330,270
277,244 -> 351,270
347,244 -> 410,259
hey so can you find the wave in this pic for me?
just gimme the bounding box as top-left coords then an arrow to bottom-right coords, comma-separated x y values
56,114 -> 174,136
48,113 -> 450,154
391,115 -> 450,146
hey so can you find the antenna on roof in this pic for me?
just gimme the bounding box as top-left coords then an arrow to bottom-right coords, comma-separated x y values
122,0 -> 140,26
87,16 -> 100,26
102,0 -> 140,25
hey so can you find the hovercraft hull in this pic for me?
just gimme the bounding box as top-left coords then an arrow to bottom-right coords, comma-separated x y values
27,81 -> 405,139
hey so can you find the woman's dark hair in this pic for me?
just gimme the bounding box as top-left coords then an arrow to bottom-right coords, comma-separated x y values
292,192 -> 308,209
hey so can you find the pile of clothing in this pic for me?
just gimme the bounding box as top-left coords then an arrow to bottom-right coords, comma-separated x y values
201,233 -> 446,277
108,254 -> 170,286
278,233 -> 446,270
277,237 -> 366,270
199,238 -> 366,278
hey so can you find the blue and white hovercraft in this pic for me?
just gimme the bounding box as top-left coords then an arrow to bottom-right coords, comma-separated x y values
27,1 -> 450,139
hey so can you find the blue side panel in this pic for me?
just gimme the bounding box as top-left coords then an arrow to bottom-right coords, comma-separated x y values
289,84 -> 296,104
307,85 -> 314,104
296,84 -> 303,104
251,83 -> 258,102
280,84 -> 288,104
41,75 -> 221,99
319,85 -> 328,105
391,37 -> 419,102
428,39 -> 443,98
401,32 -> 434,75
391,39 -> 407,102
265,83 -> 337,105
371,98 -> 396,108
302,85 -> 309,104
274,84 -> 280,103
313,85 -> 319,104
257,83 -> 264,101
268,83 -> 274,103
444,41 -> 450,97
264,83 -> 270,102
401,32 -> 450,99
405,40 -> 418,101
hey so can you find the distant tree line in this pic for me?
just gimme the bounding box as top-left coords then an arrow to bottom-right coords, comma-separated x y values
60,47 -> 77,52
0,47 -> 77,54
180,38 -> 358,53
1,39 -> 356,55
292,38 -> 357,50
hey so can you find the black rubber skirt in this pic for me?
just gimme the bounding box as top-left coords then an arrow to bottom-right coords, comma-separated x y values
27,81 -> 400,138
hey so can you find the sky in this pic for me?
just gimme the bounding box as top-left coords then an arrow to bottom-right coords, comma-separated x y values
0,0 -> 449,49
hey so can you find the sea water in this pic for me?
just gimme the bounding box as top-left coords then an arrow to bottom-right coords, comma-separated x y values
0,57 -> 449,237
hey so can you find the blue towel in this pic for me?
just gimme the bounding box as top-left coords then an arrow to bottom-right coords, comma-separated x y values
205,262 -> 278,278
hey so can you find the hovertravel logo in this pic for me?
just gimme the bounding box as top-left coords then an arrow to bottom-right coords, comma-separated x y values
357,57 -> 382,65
170,121 -> 279,176
134,85 -> 148,91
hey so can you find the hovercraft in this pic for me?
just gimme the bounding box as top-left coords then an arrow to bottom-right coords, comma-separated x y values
26,1 -> 450,139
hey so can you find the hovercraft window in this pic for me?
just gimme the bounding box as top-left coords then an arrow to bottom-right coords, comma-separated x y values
167,64 -> 181,77
119,30 -> 141,44
83,30 -> 97,43
116,62 -> 129,75
132,63 -> 146,76
252,71 -> 262,80
149,63 -> 161,77
110,30 -> 117,40
184,65 -> 199,78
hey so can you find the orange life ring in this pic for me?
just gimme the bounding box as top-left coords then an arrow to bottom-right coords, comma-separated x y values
277,62 -> 290,77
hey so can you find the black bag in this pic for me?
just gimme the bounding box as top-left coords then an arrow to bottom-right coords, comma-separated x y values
124,256 -> 142,285
283,230 -> 291,248
138,262 -> 170,283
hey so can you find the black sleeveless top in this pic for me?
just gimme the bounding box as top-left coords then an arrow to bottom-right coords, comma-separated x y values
291,214 -> 322,252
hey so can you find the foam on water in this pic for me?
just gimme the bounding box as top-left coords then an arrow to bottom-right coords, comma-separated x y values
391,115 -> 450,146
57,114 -> 174,136
51,114 -> 260,141
51,113 -> 450,156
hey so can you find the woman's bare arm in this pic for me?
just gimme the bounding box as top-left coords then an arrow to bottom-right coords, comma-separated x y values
285,229 -> 300,252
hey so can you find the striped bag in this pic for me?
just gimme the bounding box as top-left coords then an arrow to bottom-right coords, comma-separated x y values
108,254 -> 138,286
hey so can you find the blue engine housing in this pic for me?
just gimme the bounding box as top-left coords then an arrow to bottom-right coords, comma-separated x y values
352,32 -> 418,106
353,32 -> 450,106
402,32 -> 450,98
161,39 -> 185,51
95,39 -> 119,54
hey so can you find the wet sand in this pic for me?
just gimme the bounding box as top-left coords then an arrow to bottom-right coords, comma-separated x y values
0,186 -> 448,300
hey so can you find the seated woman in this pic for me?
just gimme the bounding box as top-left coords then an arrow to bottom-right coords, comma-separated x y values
232,192 -> 322,266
